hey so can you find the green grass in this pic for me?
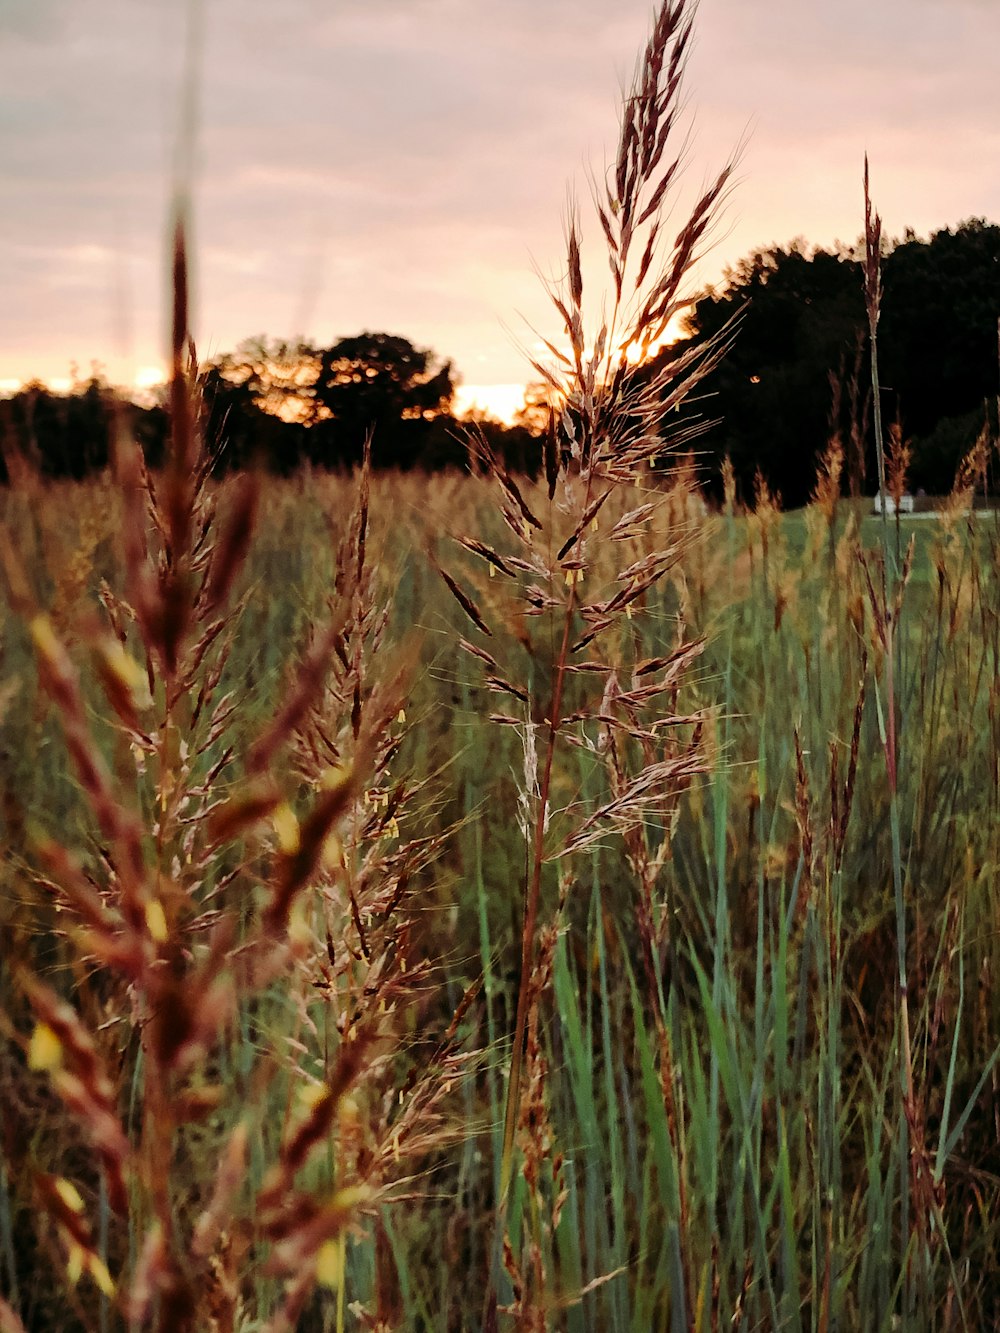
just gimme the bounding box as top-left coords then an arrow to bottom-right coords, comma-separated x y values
1,469 -> 998,1329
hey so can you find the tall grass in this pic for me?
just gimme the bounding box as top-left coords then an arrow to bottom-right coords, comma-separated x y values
0,221 -> 472,1333
428,3 -> 739,1321
2,457 -> 999,1328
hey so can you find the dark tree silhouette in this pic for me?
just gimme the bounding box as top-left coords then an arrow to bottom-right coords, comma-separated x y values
0,340 -> 541,481
879,219 -> 1000,456
0,377 -> 110,478
667,219 -> 1000,505
672,241 -> 866,506
305,332 -> 455,469
207,333 -> 458,471
200,362 -> 306,476
0,376 -> 167,481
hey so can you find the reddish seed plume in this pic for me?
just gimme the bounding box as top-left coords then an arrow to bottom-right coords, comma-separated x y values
863,154 -> 883,328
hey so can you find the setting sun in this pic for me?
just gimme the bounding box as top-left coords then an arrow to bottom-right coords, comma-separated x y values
453,383 -> 527,426
134,365 -> 166,391
622,310 -> 690,365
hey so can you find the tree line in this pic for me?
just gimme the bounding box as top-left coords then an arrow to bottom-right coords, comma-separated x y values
0,332 -> 541,482
2,219 -> 997,503
660,216 -> 1000,506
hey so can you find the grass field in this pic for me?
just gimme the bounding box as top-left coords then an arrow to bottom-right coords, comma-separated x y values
1,450 -> 998,1330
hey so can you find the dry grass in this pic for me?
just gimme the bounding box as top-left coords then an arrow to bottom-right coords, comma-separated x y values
2,444 -> 1000,1330
0,219 -> 473,1333
429,2 -> 739,1320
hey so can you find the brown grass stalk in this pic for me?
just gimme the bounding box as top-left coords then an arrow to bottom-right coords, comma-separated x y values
1,215 -> 466,1331
462,1 -> 737,1322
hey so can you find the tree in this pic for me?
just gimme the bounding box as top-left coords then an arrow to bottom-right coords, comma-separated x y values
879,219 -> 1000,441
513,381 -> 557,436
200,361 -> 305,476
208,337 -> 312,421
668,219 -> 1000,504
208,333 -> 456,471
659,242 -> 865,505
306,332 -> 455,469
0,376 -> 167,480
0,336 -> 539,481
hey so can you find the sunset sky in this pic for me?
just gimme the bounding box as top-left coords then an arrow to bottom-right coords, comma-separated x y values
3,0 -> 999,420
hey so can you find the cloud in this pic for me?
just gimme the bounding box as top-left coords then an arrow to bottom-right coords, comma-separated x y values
2,0 -> 999,389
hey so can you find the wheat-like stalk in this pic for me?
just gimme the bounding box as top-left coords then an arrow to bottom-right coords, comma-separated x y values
0,216 -> 469,1333
432,1 -> 738,1321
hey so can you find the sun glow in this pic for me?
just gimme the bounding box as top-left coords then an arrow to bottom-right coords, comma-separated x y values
622,310 -> 690,365
134,365 -> 166,390
0,365 -> 170,400
453,383 -> 527,426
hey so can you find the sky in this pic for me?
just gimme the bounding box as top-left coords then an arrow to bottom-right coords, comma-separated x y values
3,0 -> 999,420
